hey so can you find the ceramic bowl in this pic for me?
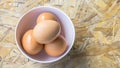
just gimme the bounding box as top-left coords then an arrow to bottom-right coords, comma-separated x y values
15,6 -> 75,63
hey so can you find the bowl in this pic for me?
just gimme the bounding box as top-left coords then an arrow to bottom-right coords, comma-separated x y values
15,6 -> 75,63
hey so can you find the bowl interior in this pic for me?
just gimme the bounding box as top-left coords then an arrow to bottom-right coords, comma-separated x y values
16,6 -> 75,63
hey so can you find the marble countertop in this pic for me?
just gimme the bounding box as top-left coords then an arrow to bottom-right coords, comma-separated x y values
0,0 -> 120,68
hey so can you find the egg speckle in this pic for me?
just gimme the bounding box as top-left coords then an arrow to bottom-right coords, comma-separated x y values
45,35 -> 67,57
37,12 -> 57,24
33,20 -> 61,44
22,30 -> 43,55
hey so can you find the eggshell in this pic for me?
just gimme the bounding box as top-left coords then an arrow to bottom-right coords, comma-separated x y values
45,35 -> 67,57
33,20 -> 61,44
22,30 -> 43,55
37,12 -> 57,24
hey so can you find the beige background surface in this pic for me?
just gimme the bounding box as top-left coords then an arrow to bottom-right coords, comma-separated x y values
0,0 -> 120,68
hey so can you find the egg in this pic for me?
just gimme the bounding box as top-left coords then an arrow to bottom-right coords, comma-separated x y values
33,20 -> 61,44
45,35 -> 67,57
37,12 -> 57,24
22,30 -> 43,55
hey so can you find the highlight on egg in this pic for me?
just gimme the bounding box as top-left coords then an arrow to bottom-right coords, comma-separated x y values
33,20 -> 61,44
37,12 -> 57,24
22,29 -> 43,55
45,35 -> 67,57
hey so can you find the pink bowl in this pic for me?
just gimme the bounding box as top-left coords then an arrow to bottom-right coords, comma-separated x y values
15,6 -> 75,63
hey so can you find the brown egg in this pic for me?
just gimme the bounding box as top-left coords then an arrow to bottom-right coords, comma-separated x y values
22,30 -> 43,55
33,20 -> 61,44
37,12 -> 57,24
45,35 -> 67,57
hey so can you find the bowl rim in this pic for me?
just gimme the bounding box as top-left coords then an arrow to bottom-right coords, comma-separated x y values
15,6 -> 75,63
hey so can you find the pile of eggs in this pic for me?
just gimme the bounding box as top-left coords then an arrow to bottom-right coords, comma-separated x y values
21,12 -> 67,57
